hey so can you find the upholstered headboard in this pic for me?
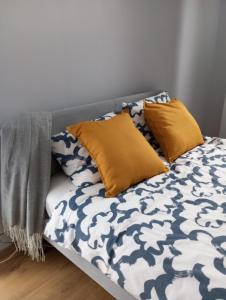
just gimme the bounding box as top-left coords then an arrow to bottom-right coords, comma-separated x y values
51,90 -> 159,175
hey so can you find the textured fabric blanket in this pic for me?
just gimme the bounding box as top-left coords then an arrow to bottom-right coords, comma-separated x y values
45,137 -> 226,299
1,112 -> 52,261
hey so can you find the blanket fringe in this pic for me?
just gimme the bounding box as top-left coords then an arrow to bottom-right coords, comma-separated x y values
3,225 -> 45,262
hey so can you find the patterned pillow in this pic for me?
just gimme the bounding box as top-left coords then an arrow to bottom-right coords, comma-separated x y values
145,91 -> 171,103
122,91 -> 170,147
52,112 -> 116,186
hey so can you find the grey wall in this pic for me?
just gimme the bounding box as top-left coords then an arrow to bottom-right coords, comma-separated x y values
1,1 -> 226,133
0,0 -> 182,125
220,94 -> 226,138
175,0 -> 221,133
208,0 -> 226,136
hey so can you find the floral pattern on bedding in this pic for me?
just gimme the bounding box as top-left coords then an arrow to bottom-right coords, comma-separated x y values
45,137 -> 226,300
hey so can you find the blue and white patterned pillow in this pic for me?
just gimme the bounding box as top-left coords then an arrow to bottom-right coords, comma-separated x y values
145,91 -> 170,103
122,91 -> 170,146
52,112 -> 116,186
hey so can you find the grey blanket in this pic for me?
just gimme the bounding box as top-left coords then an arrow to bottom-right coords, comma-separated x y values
0,112 -> 52,261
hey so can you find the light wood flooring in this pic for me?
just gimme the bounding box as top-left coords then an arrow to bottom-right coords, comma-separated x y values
0,245 -> 114,300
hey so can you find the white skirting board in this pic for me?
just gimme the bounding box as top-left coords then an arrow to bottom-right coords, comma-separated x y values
44,237 -> 135,300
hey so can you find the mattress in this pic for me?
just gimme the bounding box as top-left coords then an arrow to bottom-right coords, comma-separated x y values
45,137 -> 226,300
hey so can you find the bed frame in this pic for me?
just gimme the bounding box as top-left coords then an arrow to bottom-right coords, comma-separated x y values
45,91 -> 159,299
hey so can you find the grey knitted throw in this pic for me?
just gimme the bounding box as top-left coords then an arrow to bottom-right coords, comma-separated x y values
0,112 -> 52,261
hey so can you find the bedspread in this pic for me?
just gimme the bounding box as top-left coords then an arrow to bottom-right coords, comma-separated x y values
45,137 -> 226,300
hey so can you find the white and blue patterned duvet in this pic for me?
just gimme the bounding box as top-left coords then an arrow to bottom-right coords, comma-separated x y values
45,137 -> 226,300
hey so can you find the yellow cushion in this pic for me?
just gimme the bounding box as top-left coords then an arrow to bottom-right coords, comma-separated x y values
144,99 -> 204,163
67,112 -> 168,197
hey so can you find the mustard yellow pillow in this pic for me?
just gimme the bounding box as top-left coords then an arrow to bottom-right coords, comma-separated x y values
67,112 -> 168,197
144,99 -> 204,163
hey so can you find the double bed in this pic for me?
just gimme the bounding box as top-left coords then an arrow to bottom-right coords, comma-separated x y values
44,92 -> 226,300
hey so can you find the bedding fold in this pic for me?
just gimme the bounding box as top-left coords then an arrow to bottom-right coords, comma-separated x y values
0,112 -> 52,261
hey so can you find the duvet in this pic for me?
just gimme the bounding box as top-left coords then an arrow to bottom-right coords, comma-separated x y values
45,137 -> 226,300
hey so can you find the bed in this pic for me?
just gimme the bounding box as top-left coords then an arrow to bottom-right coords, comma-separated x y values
44,92 -> 226,300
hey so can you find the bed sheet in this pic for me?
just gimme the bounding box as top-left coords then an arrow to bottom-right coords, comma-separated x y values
46,172 -> 74,217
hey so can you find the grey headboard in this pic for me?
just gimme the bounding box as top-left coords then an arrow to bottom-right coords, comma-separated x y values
51,90 -> 160,174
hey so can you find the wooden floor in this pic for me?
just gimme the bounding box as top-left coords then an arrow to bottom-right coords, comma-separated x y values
0,245 -> 114,300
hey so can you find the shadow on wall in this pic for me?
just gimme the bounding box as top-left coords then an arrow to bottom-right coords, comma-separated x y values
175,0 -> 222,136
219,94 -> 226,138
208,0 -> 226,136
